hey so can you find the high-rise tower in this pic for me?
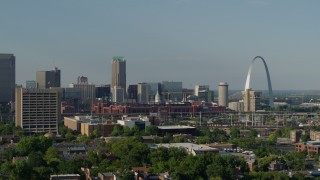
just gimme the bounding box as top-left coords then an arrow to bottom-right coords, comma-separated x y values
218,82 -> 228,107
36,67 -> 61,89
0,54 -> 15,103
111,56 -> 126,90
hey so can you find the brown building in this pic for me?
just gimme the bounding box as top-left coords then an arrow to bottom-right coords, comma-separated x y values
296,141 -> 320,154
81,121 -> 120,137
15,88 -> 61,133
64,116 -> 120,137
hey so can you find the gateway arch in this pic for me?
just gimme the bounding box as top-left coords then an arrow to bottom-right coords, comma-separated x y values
244,56 -> 274,107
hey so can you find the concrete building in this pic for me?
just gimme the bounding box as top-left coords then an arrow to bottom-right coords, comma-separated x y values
138,83 -> 149,104
310,131 -> 320,141
15,88 -> 61,133
194,85 -> 209,96
218,82 -> 228,107
36,67 -> 61,89
26,80 -> 37,89
64,116 -> 120,137
69,83 -> 96,104
50,174 -> 80,180
0,54 -> 15,103
112,86 -> 125,104
194,85 -> 214,102
117,116 -> 151,130
111,56 -> 126,91
81,120 -> 120,137
228,101 -> 244,112
242,88 -> 262,112
162,81 -> 183,102
151,143 -> 219,156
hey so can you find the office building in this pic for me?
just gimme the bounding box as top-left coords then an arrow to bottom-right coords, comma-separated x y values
127,84 -> 138,103
194,85 -> 213,102
96,85 -> 111,100
15,88 -> 61,133
162,81 -> 183,102
36,67 -> 61,89
0,54 -> 15,103
26,80 -> 37,89
138,83 -> 149,104
218,82 -> 228,107
228,101 -> 244,112
242,88 -> 262,112
112,86 -> 125,104
111,56 -> 126,91
194,85 -> 209,96
69,83 -> 95,104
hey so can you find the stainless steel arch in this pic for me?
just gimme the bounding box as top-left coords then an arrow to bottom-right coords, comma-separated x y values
244,56 -> 274,107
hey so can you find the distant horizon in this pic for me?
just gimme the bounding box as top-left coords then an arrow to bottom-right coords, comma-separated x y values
1,1 -> 320,90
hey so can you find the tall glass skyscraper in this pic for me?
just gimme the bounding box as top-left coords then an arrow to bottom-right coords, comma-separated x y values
0,54 -> 15,103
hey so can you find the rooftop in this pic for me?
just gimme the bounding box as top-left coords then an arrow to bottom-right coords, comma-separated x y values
113,56 -> 125,62
157,125 -> 195,130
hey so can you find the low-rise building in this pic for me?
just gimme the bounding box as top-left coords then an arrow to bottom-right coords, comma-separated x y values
98,172 -> 117,180
81,121 -> 120,137
157,125 -> 196,136
310,130 -> 320,141
64,116 -> 120,137
50,174 -> 81,180
151,143 -> 219,156
296,141 -> 320,154
117,116 -> 151,130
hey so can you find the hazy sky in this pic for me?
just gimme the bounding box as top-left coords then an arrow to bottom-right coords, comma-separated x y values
1,0 -> 319,90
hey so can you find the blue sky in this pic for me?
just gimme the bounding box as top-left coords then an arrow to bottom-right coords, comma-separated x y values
1,0 -> 319,90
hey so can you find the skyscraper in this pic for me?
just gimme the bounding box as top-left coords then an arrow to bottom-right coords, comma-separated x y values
138,83 -> 149,104
111,56 -> 126,90
218,82 -> 229,107
127,84 -> 138,103
0,54 -> 15,103
36,67 -> 61,89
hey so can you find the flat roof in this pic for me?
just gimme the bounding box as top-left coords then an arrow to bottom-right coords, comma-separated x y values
157,125 -> 195,130
155,143 -> 218,151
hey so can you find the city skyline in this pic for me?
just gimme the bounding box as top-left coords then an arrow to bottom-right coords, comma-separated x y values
1,1 -> 320,90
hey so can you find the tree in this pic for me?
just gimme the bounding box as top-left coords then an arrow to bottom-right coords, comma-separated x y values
11,160 -> 32,180
122,126 -> 131,136
301,134 -> 310,142
28,151 -> 45,167
249,128 -> 258,138
144,125 -> 158,136
44,146 -> 61,167
110,126 -> 123,136
230,127 -> 240,138
131,125 -> 140,136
